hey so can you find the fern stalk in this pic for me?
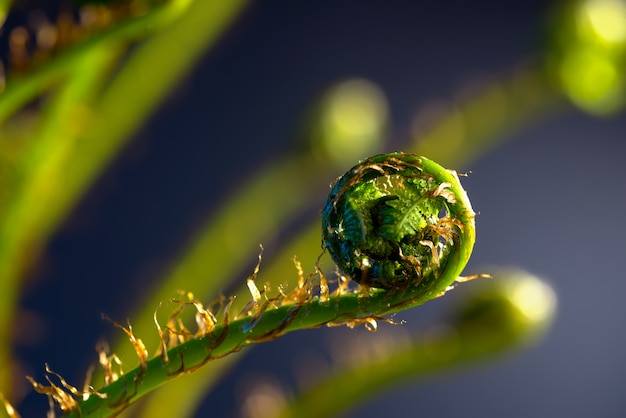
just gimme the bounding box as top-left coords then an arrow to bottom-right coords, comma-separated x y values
23,153 -> 476,418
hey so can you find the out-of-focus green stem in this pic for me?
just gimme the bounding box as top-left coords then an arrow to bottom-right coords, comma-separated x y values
277,273 -> 557,418
78,0 -> 251,390
0,0 -> 192,125
0,0 -> 249,303
0,0 -> 12,28
0,44 -> 119,397
411,66 -> 562,168
48,0 -> 248,265
0,0 -> 248,402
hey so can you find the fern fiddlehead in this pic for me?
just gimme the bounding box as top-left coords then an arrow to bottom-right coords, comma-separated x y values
323,152 -> 475,293
16,153 -> 476,418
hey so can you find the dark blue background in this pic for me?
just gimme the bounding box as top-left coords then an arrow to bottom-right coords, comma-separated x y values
9,1 -> 626,417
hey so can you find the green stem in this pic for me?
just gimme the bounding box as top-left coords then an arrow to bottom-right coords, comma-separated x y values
54,154 -> 475,418
71,283 -> 465,418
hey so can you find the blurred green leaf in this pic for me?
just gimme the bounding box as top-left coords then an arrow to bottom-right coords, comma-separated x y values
0,0 -> 248,403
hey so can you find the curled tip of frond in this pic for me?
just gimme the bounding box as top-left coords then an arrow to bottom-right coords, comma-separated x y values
322,153 -> 476,293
